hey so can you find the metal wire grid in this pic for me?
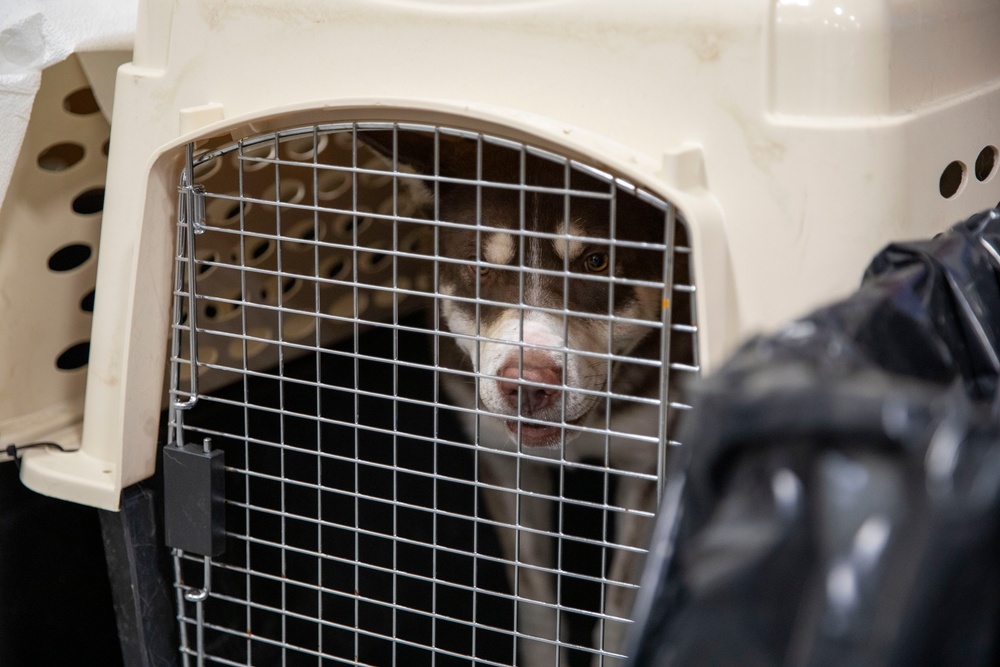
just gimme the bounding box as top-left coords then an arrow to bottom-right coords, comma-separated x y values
167,122 -> 699,666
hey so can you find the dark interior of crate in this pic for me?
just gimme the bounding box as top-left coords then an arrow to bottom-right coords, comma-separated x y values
175,311 -> 618,666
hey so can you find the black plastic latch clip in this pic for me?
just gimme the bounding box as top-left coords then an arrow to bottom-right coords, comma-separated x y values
163,442 -> 225,557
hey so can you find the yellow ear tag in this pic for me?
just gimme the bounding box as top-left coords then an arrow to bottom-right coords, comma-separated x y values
662,298 -> 671,309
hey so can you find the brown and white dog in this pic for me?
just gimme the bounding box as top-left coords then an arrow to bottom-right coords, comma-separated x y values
365,129 -> 688,666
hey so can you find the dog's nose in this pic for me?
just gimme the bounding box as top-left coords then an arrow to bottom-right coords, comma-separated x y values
497,352 -> 561,413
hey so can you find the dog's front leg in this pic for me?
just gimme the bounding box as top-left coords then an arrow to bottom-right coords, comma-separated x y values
591,473 -> 657,667
479,450 -> 567,667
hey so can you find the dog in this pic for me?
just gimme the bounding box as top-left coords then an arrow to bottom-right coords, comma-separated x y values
364,129 -> 689,666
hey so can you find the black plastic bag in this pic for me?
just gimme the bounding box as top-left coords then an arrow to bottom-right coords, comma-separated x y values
628,208 -> 1000,666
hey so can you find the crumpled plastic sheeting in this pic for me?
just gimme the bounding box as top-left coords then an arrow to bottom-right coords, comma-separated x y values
0,1 -> 136,203
627,208 -> 1000,667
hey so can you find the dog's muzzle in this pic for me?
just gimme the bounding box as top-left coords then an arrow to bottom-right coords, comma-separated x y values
487,348 -> 590,448
451,310 -> 602,447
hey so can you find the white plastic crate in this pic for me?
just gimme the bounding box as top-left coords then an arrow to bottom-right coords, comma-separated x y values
7,0 -> 1000,663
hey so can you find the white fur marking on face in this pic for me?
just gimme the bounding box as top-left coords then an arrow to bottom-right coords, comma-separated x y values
483,232 -> 516,267
470,310 -> 608,423
552,220 -> 586,262
525,228 -> 543,308
440,297 -> 477,359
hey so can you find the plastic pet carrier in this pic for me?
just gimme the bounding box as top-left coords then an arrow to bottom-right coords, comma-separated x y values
4,1 -> 1000,665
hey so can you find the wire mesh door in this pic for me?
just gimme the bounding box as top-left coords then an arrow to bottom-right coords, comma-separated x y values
168,122 -> 699,666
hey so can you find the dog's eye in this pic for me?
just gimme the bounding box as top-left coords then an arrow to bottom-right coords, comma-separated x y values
468,260 -> 489,276
584,252 -> 609,273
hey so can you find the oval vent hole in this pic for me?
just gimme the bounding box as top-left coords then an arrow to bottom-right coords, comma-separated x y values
81,289 -> 96,312
72,187 -> 106,215
976,146 -> 998,182
939,161 -> 966,199
63,88 -> 100,115
38,143 -> 85,171
56,341 -> 91,370
48,244 -> 92,272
